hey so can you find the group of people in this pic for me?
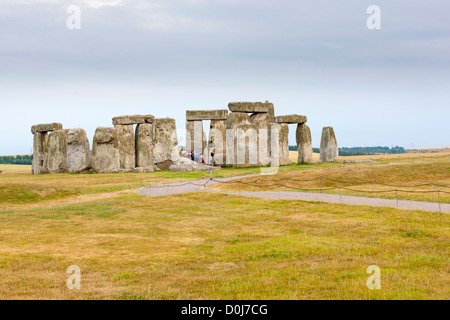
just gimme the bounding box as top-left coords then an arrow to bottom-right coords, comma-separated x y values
183,150 -> 216,166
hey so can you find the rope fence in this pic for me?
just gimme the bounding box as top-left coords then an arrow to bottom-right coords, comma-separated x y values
140,173 -> 449,213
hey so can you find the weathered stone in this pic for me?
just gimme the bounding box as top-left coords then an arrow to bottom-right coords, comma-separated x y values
153,118 -> 179,170
186,109 -> 228,121
31,123 -> 63,134
208,120 -> 226,165
134,166 -> 155,173
94,127 -> 117,145
235,124 -> 258,167
228,102 -> 273,113
112,115 -> 154,126
226,112 -> 251,130
135,123 -> 153,168
320,126 -> 338,162
202,132 -> 208,156
269,123 -> 289,166
67,128 -> 92,173
250,113 -> 271,166
225,112 -> 251,166
186,120 -> 203,154
274,115 -> 307,124
296,124 -> 313,164
92,127 -> 120,173
32,132 -> 49,174
169,157 -> 220,172
47,130 -> 68,173
115,125 -> 135,170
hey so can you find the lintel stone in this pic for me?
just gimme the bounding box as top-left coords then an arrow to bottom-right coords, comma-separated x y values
31,123 -> 63,134
112,115 -> 155,126
228,102 -> 273,113
186,109 -> 228,121
274,115 -> 307,124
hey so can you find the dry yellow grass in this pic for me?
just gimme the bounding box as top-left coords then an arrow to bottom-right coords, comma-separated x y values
0,193 -> 448,300
214,153 -> 450,203
0,165 -> 31,173
0,153 -> 449,300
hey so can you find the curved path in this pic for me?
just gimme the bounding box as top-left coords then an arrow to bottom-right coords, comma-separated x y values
139,176 -> 449,213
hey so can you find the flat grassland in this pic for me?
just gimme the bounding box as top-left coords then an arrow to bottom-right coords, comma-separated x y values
0,152 -> 449,299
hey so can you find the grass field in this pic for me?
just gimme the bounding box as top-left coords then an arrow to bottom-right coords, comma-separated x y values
0,152 -> 449,299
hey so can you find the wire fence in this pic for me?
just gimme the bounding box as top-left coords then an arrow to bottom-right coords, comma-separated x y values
140,172 -> 450,213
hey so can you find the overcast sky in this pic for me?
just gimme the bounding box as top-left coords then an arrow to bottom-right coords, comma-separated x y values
0,0 -> 449,155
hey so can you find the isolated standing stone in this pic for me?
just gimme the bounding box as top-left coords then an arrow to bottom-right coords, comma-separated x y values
32,132 -> 49,174
296,124 -> 313,164
47,130 -> 68,173
67,128 -> 92,173
153,118 -> 179,170
269,123 -> 289,166
115,124 -> 136,170
135,123 -> 153,168
320,126 -> 338,162
92,127 -> 120,173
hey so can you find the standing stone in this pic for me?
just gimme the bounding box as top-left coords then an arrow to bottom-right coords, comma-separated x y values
153,118 -> 179,170
269,123 -> 289,166
296,124 -> 313,164
202,132 -> 208,156
47,130 -> 68,173
115,124 -> 135,170
135,123 -> 153,169
32,132 -> 49,174
250,112 -> 271,166
235,124 -> 258,167
92,127 -> 120,173
226,112 -> 251,166
320,126 -> 338,162
208,120 -> 226,165
186,120 -> 203,154
67,128 -> 92,173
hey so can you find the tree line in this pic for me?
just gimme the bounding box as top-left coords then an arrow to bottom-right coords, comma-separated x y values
0,155 -> 33,165
289,146 -> 406,156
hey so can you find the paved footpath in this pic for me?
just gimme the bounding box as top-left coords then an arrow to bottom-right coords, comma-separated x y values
139,176 -> 449,213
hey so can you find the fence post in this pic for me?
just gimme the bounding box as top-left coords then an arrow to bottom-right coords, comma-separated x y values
372,181 -> 374,198
438,190 -> 441,213
431,183 -> 434,203
396,189 -> 398,208
339,186 -> 341,203
320,177 -> 322,194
